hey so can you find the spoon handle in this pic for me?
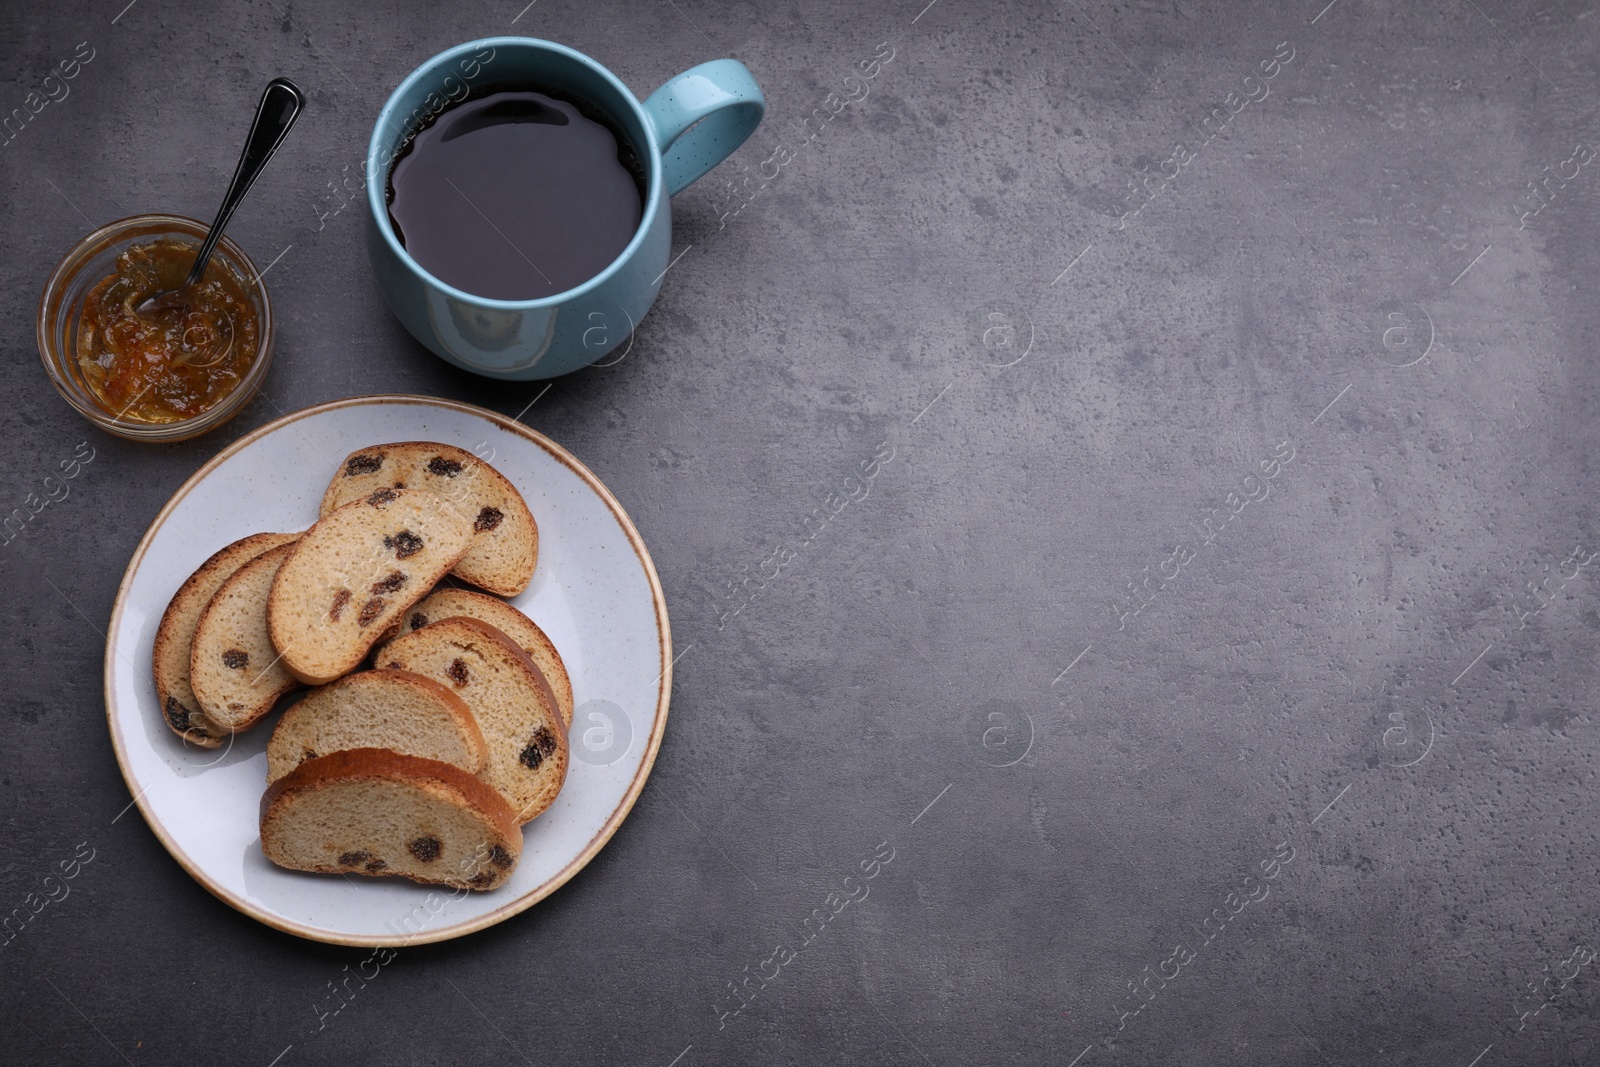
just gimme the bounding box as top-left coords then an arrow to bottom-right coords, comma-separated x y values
185,77 -> 305,289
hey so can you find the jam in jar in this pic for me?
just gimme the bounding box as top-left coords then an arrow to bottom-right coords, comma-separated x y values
75,238 -> 260,423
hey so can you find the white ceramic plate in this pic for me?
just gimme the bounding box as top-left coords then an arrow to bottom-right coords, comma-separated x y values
105,395 -> 671,945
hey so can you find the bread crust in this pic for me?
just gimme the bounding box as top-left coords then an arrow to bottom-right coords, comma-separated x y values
319,442 -> 538,596
393,588 -> 575,727
381,617 -> 569,824
152,532 -> 297,746
266,668 -> 489,783
260,748 -> 521,890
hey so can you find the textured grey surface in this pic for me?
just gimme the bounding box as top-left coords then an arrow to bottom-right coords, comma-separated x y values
2,0 -> 1598,1064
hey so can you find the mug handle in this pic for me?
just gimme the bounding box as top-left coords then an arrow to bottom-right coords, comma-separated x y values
642,59 -> 765,196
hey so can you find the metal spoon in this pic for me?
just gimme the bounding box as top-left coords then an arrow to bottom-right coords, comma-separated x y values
140,77 -> 304,362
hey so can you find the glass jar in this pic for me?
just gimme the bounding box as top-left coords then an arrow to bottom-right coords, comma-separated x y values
37,214 -> 275,442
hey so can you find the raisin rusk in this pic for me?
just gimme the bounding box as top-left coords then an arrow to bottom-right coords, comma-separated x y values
190,542 -> 303,732
319,442 -> 537,596
153,531 -> 297,745
383,587 -> 574,727
268,488 -> 472,685
381,617 -> 568,824
265,669 -> 487,783
260,749 -> 521,890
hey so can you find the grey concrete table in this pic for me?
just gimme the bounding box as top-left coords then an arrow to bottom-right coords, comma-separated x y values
3,1 -> 1597,1064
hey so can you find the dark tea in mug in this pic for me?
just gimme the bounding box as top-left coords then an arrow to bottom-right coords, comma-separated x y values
386,85 -> 646,301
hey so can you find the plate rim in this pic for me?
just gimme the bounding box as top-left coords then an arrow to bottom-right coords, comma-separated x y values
104,393 -> 673,947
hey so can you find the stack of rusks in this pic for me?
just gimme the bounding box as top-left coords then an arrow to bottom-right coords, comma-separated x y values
152,443 -> 573,893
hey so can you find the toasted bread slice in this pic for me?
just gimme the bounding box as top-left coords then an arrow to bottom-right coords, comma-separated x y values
380,617 -> 568,824
320,442 -> 537,596
153,532 -> 298,746
268,488 -> 473,685
260,748 -> 521,891
266,669 -> 488,783
394,589 -> 573,727
190,542 -> 303,732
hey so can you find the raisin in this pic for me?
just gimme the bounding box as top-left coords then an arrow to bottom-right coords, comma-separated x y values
427,456 -> 463,477
344,453 -> 383,476
358,597 -> 386,627
329,588 -> 352,622
386,530 -> 424,559
409,612 -> 428,631
163,696 -> 193,732
339,851 -> 371,867
367,487 -> 400,507
221,648 -> 249,670
489,845 -> 513,870
467,871 -> 495,888
301,749 -> 317,763
393,481 -> 405,489
371,570 -> 408,594
519,727 -> 557,770
474,506 -> 504,533
364,859 -> 388,873
408,836 -> 442,863
446,658 -> 471,687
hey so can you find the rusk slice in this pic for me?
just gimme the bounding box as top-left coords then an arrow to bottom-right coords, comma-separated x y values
320,442 -> 537,596
268,488 -> 473,685
190,542 -> 302,732
380,617 -> 568,824
396,588 -> 574,727
153,531 -> 297,746
266,669 -> 488,783
260,748 -> 521,891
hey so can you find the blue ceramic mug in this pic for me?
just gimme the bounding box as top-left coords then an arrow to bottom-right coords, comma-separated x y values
365,37 -> 763,380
